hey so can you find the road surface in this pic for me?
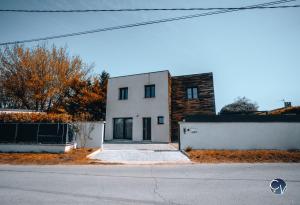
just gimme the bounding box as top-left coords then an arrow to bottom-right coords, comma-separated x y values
0,164 -> 299,205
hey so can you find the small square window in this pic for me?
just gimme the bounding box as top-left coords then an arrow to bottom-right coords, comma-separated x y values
119,87 -> 128,100
157,116 -> 164,124
186,87 -> 198,99
145,85 -> 155,98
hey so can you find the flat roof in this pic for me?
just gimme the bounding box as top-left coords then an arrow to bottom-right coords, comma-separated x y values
109,70 -> 169,79
0,109 -> 43,113
172,72 -> 213,78
109,70 -> 214,79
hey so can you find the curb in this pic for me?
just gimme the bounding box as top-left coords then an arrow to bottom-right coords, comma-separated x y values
87,149 -> 101,158
180,149 -> 190,158
93,160 -> 192,165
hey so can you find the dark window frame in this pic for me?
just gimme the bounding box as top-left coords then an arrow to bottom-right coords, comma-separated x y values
113,117 -> 133,140
119,87 -> 128,100
186,87 -> 198,99
157,116 -> 164,124
144,84 -> 155,98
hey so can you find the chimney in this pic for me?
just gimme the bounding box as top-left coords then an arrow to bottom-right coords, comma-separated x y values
284,101 -> 292,108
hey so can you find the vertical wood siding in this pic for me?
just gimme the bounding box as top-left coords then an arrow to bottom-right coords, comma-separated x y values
171,73 -> 216,141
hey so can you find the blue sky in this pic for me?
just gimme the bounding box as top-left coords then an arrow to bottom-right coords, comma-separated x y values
0,0 -> 299,112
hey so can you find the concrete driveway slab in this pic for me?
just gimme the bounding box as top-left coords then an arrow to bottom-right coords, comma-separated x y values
91,143 -> 190,164
91,150 -> 190,164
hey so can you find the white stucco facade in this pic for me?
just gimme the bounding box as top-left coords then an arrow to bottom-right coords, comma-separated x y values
105,71 -> 170,142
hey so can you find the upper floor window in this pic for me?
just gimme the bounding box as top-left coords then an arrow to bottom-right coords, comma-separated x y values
187,87 -> 198,99
145,84 -> 155,98
119,87 -> 128,100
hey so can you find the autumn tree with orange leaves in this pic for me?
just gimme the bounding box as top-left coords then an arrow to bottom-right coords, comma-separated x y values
58,71 -> 109,120
0,44 -> 109,120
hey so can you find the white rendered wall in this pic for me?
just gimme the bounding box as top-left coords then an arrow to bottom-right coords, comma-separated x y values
180,122 -> 300,150
0,144 -> 74,153
105,71 -> 170,142
75,122 -> 105,148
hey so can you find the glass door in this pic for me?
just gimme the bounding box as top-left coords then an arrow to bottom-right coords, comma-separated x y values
124,118 -> 132,140
113,118 -> 132,140
143,118 -> 151,141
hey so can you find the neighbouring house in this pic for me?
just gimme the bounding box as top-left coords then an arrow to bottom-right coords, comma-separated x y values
0,109 -> 43,114
105,70 -> 216,142
269,106 -> 300,115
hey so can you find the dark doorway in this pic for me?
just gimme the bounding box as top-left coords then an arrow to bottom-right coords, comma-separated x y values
143,118 -> 151,141
113,118 -> 132,140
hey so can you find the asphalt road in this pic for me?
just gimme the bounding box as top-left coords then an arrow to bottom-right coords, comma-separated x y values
0,164 -> 299,205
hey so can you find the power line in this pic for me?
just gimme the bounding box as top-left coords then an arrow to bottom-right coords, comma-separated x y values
0,5 -> 299,13
0,0 -> 296,46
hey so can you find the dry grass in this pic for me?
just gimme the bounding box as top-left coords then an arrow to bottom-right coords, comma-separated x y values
186,149 -> 300,163
0,148 -> 100,165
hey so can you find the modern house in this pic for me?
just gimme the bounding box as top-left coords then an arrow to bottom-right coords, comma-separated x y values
105,70 -> 215,142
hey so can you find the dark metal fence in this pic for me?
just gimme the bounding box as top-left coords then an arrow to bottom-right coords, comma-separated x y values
0,123 -> 74,144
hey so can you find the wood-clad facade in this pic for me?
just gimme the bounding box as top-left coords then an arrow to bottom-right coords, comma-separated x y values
171,73 -> 216,141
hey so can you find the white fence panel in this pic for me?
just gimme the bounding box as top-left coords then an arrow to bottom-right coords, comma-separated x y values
75,121 -> 105,148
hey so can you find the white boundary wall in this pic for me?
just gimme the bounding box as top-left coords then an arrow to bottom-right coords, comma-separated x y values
0,144 -> 74,153
179,122 -> 300,150
75,121 -> 105,148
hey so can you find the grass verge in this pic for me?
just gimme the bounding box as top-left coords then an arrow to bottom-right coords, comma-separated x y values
186,149 -> 300,163
0,148 -> 101,165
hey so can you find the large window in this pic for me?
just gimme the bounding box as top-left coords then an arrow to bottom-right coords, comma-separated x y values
187,87 -> 198,99
145,84 -> 155,98
113,118 -> 132,140
119,87 -> 128,100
